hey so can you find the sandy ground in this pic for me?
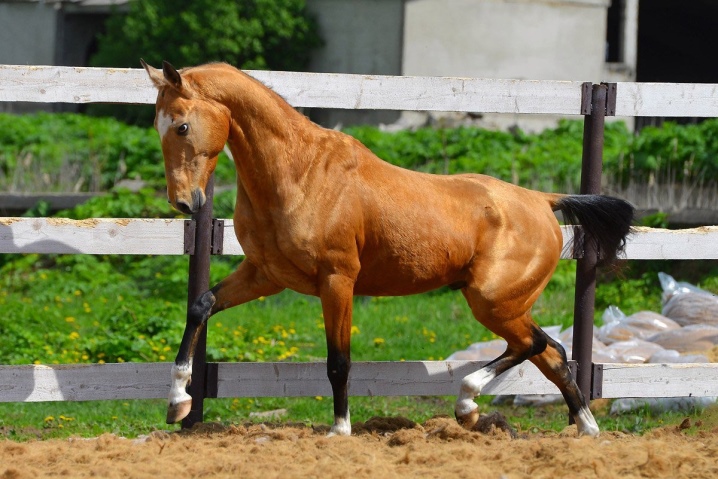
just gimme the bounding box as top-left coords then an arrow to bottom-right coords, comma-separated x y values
2,414 -> 717,479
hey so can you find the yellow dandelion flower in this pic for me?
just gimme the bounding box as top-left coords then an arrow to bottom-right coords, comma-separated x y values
69,332 -> 80,340
374,337 -> 385,346
65,317 -> 75,323
44,416 -> 54,423
351,326 -> 360,335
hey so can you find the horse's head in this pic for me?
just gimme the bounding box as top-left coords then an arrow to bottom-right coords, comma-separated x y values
142,60 -> 230,214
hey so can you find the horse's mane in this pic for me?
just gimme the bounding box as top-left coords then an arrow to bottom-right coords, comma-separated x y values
181,63 -> 300,120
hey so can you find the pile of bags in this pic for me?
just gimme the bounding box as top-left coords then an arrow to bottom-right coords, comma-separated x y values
447,273 -> 718,413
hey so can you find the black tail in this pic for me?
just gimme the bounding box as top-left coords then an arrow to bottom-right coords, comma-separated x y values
555,195 -> 634,266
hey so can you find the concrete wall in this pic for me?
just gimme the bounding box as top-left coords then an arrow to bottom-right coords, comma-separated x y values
305,0 -> 405,127
401,0 -> 610,131
0,2 -> 58,113
0,2 -> 57,66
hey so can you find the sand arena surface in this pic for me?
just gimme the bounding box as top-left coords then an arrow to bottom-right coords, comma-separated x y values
2,415 -> 718,479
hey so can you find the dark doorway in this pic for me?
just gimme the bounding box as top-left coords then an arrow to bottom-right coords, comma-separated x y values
636,0 -> 718,83
634,0 -> 718,127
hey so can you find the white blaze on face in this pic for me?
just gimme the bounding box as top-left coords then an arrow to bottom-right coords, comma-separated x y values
157,109 -> 173,140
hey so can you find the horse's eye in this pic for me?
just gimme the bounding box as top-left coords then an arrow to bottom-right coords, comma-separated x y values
177,123 -> 189,136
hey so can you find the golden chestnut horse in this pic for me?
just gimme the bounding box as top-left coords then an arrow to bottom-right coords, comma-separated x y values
142,60 -> 633,437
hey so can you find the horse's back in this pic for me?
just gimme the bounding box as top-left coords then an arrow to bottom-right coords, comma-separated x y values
350,151 -> 562,296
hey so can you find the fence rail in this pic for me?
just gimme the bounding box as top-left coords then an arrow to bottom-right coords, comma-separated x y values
1,64 -> 717,421
2,218 -> 718,260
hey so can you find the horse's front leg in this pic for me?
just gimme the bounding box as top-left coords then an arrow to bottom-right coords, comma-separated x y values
319,273 -> 355,436
167,260 -> 283,424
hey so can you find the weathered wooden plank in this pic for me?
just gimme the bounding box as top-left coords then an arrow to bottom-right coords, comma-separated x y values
0,217 -> 187,255
1,219 -> 715,259
219,224 -> 718,260
0,65 -> 156,104
614,82 -> 718,118
254,71 -> 585,114
215,360 -> 566,398
0,65 -> 584,114
0,363 -> 171,402
621,226 -> 718,260
598,363 -> 718,398
3,361 -> 718,403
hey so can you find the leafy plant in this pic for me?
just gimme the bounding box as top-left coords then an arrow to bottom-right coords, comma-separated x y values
88,0 -> 322,123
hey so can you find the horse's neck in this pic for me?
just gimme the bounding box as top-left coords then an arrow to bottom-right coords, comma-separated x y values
222,83 -> 312,209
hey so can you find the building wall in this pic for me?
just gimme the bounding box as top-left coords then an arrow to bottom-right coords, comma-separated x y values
0,2 -> 59,113
305,0 -> 405,127
0,2 -> 57,66
402,0 -> 611,131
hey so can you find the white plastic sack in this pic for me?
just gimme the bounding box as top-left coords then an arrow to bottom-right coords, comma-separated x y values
648,349 -> 710,364
659,272 -> 718,327
446,338 -> 507,361
598,306 -> 680,344
648,324 -> 718,353
602,339 -> 666,363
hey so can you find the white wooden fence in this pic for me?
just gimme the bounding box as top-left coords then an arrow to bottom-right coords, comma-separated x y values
1,65 -> 718,405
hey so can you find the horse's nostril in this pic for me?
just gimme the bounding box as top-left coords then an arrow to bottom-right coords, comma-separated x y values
175,200 -> 193,215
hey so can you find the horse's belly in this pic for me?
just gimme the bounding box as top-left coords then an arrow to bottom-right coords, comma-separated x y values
354,245 -> 471,296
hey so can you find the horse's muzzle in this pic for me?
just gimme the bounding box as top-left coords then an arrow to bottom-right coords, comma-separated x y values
175,188 -> 206,215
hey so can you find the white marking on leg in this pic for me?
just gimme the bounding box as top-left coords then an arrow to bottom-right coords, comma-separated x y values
327,410 -> 351,437
168,360 -> 193,406
575,406 -> 600,437
157,109 -> 173,139
455,367 -> 497,417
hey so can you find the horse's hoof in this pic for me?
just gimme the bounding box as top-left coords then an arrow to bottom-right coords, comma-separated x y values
455,407 -> 480,430
166,400 -> 192,424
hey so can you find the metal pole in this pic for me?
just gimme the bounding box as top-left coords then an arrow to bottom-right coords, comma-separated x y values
572,84 -> 606,402
181,174 -> 215,428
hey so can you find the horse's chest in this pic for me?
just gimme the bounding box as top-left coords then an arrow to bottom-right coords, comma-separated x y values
233,216 -> 320,293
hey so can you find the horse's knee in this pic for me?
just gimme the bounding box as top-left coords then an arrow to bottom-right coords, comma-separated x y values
187,290 -> 216,326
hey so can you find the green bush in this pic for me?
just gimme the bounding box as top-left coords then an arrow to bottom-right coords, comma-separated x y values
88,0 -> 322,123
0,113 -> 236,193
606,119 -> 718,187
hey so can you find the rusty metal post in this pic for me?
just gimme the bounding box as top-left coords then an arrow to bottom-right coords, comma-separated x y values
181,174 -> 215,428
572,84 -> 607,403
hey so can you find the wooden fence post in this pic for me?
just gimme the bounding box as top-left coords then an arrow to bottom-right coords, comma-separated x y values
572,83 -> 616,404
181,174 -> 215,428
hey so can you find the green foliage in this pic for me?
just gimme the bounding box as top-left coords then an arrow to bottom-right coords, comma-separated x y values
606,118 -> 718,187
0,113 -> 236,193
346,120 -> 633,192
0,112 -> 163,191
92,0 -> 321,71
88,0 -> 321,123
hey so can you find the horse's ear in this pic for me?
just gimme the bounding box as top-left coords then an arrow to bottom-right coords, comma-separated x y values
162,61 -> 183,90
141,59 -> 165,89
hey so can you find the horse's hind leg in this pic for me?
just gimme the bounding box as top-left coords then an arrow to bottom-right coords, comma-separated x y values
454,311 -> 548,430
167,260 -> 283,424
529,334 -> 599,437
